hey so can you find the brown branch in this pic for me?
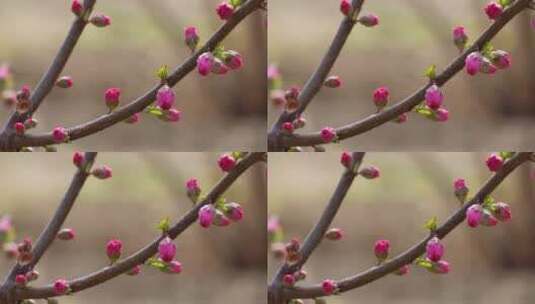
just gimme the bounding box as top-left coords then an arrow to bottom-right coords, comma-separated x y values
271,0 -> 531,150
281,152 -> 532,300
0,0 -> 97,151
7,0 -> 263,151
14,152 -> 265,300
268,0 -> 366,151
269,152 -> 365,302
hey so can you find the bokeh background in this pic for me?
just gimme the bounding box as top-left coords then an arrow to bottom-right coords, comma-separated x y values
268,0 -> 535,150
0,0 -> 266,151
0,153 -> 266,304
268,153 -> 535,303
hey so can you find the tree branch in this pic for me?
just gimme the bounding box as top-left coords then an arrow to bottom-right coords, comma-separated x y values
282,152 -> 532,300
14,152 -> 265,300
7,0 -> 263,151
272,0 -> 531,150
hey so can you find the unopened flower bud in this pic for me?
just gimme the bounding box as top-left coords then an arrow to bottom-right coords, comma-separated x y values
433,108 -> 449,122
294,270 -> 307,281
324,76 -> 342,88
213,209 -> 231,227
484,2 -> 503,20
71,0 -> 83,17
92,165 -> 112,179
320,127 -> 336,143
373,87 -> 389,110
72,151 -> 85,168
197,52 -> 214,76
186,178 -> 201,203
325,228 -> 344,241
156,85 -> 175,110
466,204 -> 483,228
453,26 -> 468,52
53,279 -> 70,295
425,237 -> 444,262
292,116 -> 306,129
52,127 -> 68,143
340,0 -> 353,16
104,87 -> 121,112
90,14 -> 111,27
340,151 -> 352,169
490,50 -> 511,70
216,2 -> 234,20
479,57 -> 497,74
17,85 -> 31,101
453,178 -> 468,203
211,58 -> 229,75
14,122 -> 25,135
168,260 -> 182,274
486,153 -> 503,172
56,76 -> 73,89
184,26 -> 200,53
393,113 -> 408,124
127,265 -> 141,276
481,209 -> 498,227
285,86 -> 300,111
374,239 -> 390,261
57,228 -> 76,241
25,270 -> 39,282
162,108 -> 181,123
493,202 -> 512,222
198,205 -> 215,228
24,117 -> 38,129
394,264 -> 410,276
424,85 -> 443,110
281,122 -> 294,134
359,166 -> 380,179
283,274 -> 296,287
124,113 -> 141,124
358,13 -> 379,27
106,239 -> 122,263
286,238 -> 301,263
223,50 -> 244,70
465,52 -> 482,76
15,274 -> 27,287
429,260 -> 450,274
158,237 -> 177,263
218,154 -> 236,172
321,279 -> 338,295
224,202 -> 244,222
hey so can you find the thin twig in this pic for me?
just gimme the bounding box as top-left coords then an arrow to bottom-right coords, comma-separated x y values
14,152 -> 265,300
281,152 -> 532,300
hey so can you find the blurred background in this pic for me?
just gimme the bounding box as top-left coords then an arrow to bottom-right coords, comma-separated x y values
0,0 -> 266,151
268,153 -> 535,303
0,153 -> 266,304
268,0 -> 535,151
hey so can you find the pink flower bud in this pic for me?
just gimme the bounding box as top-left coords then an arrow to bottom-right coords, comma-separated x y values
156,85 -> 175,110
17,238 -> 33,263
374,239 -> 390,261
267,216 -> 281,234
425,237 -> 444,262
15,274 -> 27,287
340,0 -> 352,16
106,239 -> 122,262
494,202 -> 512,222
218,154 -> 236,172
321,279 -> 337,295
424,85 -> 443,110
0,216 -> 12,233
481,209 -> 498,227
465,52 -> 482,76
454,178 -> 468,203
490,50 -> 511,69
285,86 -> 301,111
224,202 -> 244,222
184,26 -> 200,52
224,50 -> 244,70
394,264 -> 410,276
127,265 -> 141,276
92,165 -> 112,179
484,2 -> 503,20
393,113 -> 408,124
24,117 -> 38,129
293,116 -> 306,129
168,260 -> 182,274
186,178 -> 201,203
434,108 -> 449,122
71,0 -> 83,17
0,64 -> 10,81
197,52 -> 214,76
17,85 -> 31,101
429,260 -> 450,274
324,76 -> 342,88
320,127 -> 336,143
359,14 -> 379,27
104,87 -> 121,111
281,122 -> 294,134
198,205 -> 215,228
158,237 -> 176,263
163,108 -> 182,123
373,86 -> 389,109
124,113 -> 141,124
486,153 -> 503,172
466,204 -> 483,228
56,76 -> 73,89
72,151 -> 85,168
340,151 -> 353,169
211,58 -> 230,75
25,270 -> 39,282
213,209 -> 231,227
53,279 -> 70,295
360,166 -> 380,179
90,14 -> 111,27
52,127 -> 68,143
283,274 -> 296,287
14,122 -> 25,136
57,228 -> 76,241
453,26 -> 468,52
479,57 -> 497,75
216,2 -> 234,20
325,228 -> 344,241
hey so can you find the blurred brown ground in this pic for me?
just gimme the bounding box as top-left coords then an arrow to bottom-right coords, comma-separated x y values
268,0 -> 535,151
0,0 -> 267,151
268,153 -> 535,304
0,153 -> 267,304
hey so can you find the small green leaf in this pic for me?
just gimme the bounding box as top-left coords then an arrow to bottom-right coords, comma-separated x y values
230,0 -> 244,8
424,216 -> 438,232
499,152 -> 514,160
481,43 -> 494,57
498,0 -> 512,7
146,257 -> 168,271
415,257 -> 433,269
424,64 -> 437,80
146,105 -> 164,117
213,45 -> 226,59
482,196 -> 495,208
156,65 -> 169,81
157,217 -> 171,233
231,151 -> 244,160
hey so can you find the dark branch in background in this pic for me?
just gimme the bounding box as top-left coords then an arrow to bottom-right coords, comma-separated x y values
0,0 -> 263,151
279,152 -> 532,300
269,152 -> 365,303
269,0 -> 532,150
14,152 -> 265,300
268,0 -> 366,151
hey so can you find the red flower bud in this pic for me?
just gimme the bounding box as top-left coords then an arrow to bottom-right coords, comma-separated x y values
216,2 -> 234,20
325,228 -> 344,241
90,14 -> 111,27
281,122 -> 294,134
218,154 -> 236,172
104,87 -> 121,112
56,76 -> 73,89
106,239 -> 122,263
14,122 -> 25,136
53,279 -> 70,295
57,228 -> 76,241
324,75 -> 342,88
71,0 -> 83,17
340,151 -> 353,169
92,165 -> 112,179
359,166 -> 380,179
72,151 -> 85,168
358,13 -> 379,27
